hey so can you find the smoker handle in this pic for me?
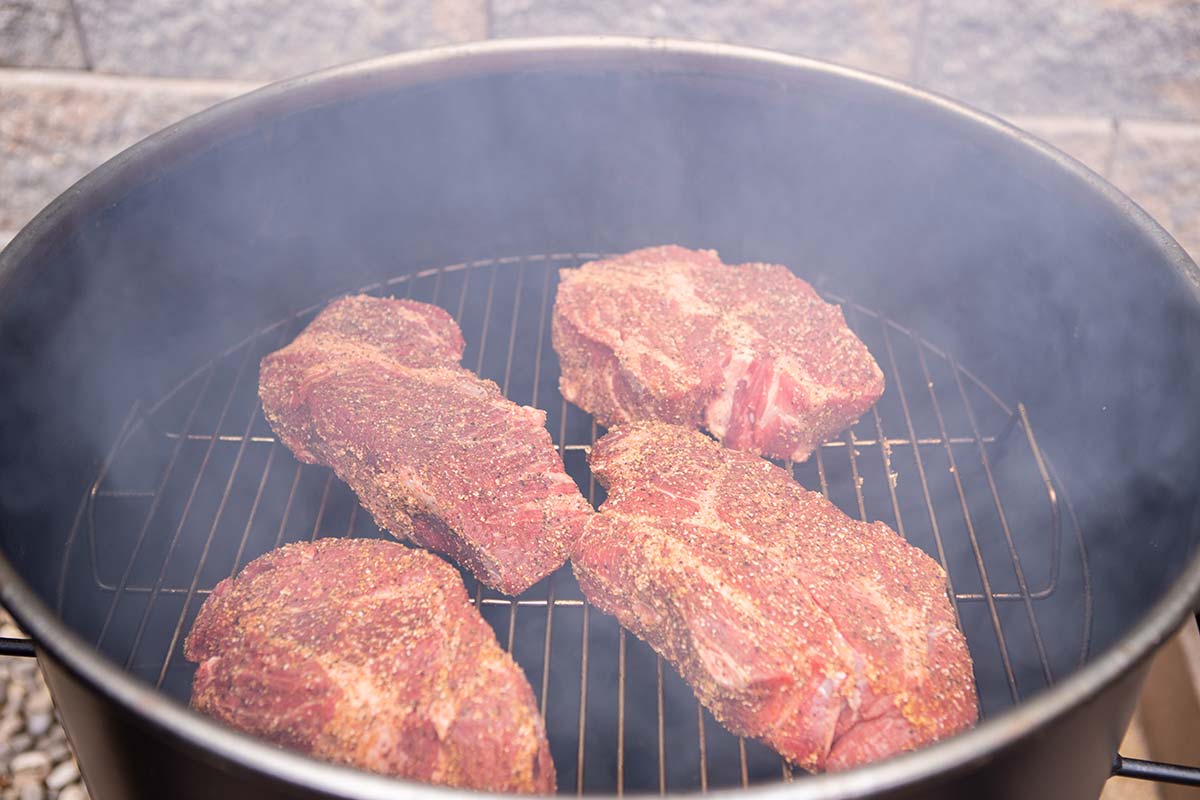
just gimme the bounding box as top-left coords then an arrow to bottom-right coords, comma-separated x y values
1112,754 -> 1200,786
0,636 -> 36,657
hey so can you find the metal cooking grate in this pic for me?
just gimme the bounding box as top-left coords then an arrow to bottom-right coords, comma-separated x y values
55,253 -> 1092,794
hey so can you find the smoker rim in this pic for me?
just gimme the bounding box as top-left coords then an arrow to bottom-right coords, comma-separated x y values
1,36 -> 1199,800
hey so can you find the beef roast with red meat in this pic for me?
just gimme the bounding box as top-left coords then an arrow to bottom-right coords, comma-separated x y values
259,295 -> 590,595
571,422 -> 977,772
552,246 -> 884,461
185,539 -> 555,792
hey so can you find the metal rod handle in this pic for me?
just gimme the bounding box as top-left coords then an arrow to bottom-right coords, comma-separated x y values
0,636 -> 36,658
1113,754 -> 1200,787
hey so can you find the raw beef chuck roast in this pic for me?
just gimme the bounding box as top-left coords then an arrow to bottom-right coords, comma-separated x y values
552,246 -> 884,461
259,295 -> 591,595
571,422 -> 978,772
185,539 -> 555,793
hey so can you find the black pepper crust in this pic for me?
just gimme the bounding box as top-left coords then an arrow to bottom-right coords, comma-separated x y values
572,421 -> 978,772
258,295 -> 592,595
186,539 -> 556,792
552,246 -> 885,461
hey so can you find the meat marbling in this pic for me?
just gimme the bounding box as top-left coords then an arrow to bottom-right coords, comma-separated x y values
259,294 -> 591,595
572,422 -> 978,772
185,539 -> 555,793
552,246 -> 885,462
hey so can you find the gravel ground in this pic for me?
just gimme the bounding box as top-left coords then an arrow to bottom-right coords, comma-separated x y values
0,611 -> 88,800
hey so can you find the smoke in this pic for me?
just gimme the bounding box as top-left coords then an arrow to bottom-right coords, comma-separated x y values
1,47 -> 1198,792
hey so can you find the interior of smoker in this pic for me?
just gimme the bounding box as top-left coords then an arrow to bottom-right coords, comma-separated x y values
1,59 -> 1199,793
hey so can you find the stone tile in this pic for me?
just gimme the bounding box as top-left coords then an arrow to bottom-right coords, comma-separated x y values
1005,114 -> 1116,178
492,0 -> 923,82
0,71 -> 250,232
918,0 -> 1200,121
0,0 -> 86,68
75,0 -> 487,81
1109,120 -> 1200,263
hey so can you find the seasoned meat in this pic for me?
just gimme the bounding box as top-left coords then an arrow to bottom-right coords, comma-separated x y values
259,295 -> 591,595
185,539 -> 556,793
552,246 -> 884,461
572,422 -> 978,772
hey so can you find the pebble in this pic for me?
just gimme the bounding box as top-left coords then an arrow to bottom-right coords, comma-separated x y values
57,787 -> 87,800
7,735 -> 32,756
9,751 -> 49,777
23,690 -> 52,716
43,743 -> 70,763
9,662 -> 36,681
0,715 -> 21,740
24,713 -> 51,738
15,781 -> 43,800
45,761 -> 79,791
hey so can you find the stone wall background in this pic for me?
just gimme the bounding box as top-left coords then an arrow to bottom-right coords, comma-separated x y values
2,0 -> 1200,257
2,3 -> 1199,799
